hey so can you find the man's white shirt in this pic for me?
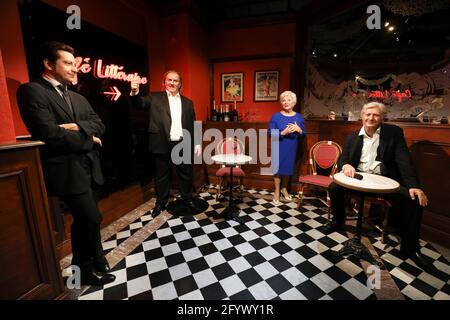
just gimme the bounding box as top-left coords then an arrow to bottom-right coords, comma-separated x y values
357,126 -> 381,174
167,91 -> 183,141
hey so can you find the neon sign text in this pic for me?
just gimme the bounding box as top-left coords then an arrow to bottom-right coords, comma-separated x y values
352,89 -> 412,102
75,57 -> 148,85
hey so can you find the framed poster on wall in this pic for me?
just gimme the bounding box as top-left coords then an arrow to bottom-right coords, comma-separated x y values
221,72 -> 243,102
254,70 -> 279,101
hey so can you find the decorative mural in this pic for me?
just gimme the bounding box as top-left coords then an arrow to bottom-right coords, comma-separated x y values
304,61 -> 450,122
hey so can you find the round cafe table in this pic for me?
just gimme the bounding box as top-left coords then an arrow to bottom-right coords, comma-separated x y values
211,154 -> 252,224
333,172 -> 400,268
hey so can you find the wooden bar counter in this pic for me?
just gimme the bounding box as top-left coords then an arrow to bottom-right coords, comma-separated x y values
0,141 -> 67,299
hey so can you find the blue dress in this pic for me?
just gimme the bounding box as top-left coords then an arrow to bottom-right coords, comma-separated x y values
268,112 -> 306,176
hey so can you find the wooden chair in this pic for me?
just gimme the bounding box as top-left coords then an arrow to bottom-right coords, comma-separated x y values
297,141 -> 342,218
215,137 -> 246,200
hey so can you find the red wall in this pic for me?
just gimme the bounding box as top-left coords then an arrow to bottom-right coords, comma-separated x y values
210,23 -> 296,58
213,58 -> 293,122
210,22 -> 297,122
152,14 -> 210,121
187,16 -> 210,122
42,0 -> 148,46
0,50 -> 16,143
0,1 -> 30,137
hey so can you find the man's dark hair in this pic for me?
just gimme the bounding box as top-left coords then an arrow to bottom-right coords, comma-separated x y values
38,41 -> 75,69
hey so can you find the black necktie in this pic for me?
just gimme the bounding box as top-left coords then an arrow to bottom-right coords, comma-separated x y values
57,84 -> 74,116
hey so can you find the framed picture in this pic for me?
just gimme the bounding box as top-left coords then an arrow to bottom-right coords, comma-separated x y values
254,70 -> 279,101
221,72 -> 243,102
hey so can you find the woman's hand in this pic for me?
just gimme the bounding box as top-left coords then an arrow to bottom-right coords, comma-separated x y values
282,122 -> 301,135
281,126 -> 294,136
289,122 -> 302,134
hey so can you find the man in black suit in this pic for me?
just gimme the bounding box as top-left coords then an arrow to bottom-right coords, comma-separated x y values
324,102 -> 442,276
130,70 -> 202,217
17,41 -> 115,286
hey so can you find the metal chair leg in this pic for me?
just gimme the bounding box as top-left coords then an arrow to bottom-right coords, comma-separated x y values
216,177 -> 222,201
297,184 -> 305,209
326,191 -> 331,220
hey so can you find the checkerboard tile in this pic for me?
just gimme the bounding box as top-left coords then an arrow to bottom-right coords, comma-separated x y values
78,188 -> 450,300
369,237 -> 450,300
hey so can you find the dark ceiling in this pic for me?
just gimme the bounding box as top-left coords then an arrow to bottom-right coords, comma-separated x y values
148,0 -> 313,22
147,0 -> 450,70
309,2 -> 450,67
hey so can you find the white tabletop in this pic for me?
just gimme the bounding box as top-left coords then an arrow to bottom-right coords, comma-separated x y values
212,154 -> 252,165
333,172 -> 400,194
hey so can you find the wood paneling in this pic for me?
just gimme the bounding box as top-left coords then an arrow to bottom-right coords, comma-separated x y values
0,141 -> 66,299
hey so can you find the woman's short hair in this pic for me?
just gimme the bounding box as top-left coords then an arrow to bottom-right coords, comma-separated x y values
279,90 -> 297,105
361,101 -> 386,118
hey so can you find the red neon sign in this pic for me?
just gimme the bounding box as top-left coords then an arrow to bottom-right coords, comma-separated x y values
102,86 -> 122,101
75,57 -> 148,85
352,89 -> 412,102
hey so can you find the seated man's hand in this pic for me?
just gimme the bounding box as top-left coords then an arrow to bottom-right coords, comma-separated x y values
342,164 -> 356,177
409,188 -> 428,207
59,123 -> 80,131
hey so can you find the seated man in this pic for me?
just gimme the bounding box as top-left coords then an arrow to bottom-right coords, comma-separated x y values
324,101 -> 442,276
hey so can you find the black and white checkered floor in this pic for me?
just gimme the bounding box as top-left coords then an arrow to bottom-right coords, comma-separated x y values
78,188 -> 450,300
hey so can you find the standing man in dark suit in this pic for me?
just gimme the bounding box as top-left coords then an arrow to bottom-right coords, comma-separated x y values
324,102 -> 442,276
130,70 -> 202,218
17,41 -> 115,286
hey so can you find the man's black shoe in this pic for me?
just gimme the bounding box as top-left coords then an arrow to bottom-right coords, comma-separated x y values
93,255 -> 111,273
407,251 -> 447,278
152,203 -> 166,218
183,199 -> 201,212
323,220 -> 345,234
80,270 -> 116,286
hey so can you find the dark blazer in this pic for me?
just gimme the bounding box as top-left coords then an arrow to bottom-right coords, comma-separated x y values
131,92 -> 199,154
338,123 -> 420,189
17,78 -> 105,195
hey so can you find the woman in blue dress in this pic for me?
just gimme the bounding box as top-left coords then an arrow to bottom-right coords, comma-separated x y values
268,91 -> 306,204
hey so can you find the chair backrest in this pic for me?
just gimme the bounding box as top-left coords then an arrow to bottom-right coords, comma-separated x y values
309,141 -> 342,176
216,137 -> 244,155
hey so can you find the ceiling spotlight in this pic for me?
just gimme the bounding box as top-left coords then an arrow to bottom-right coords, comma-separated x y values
385,21 -> 390,27
388,26 -> 395,32
396,37 -> 400,41
333,53 -> 338,58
